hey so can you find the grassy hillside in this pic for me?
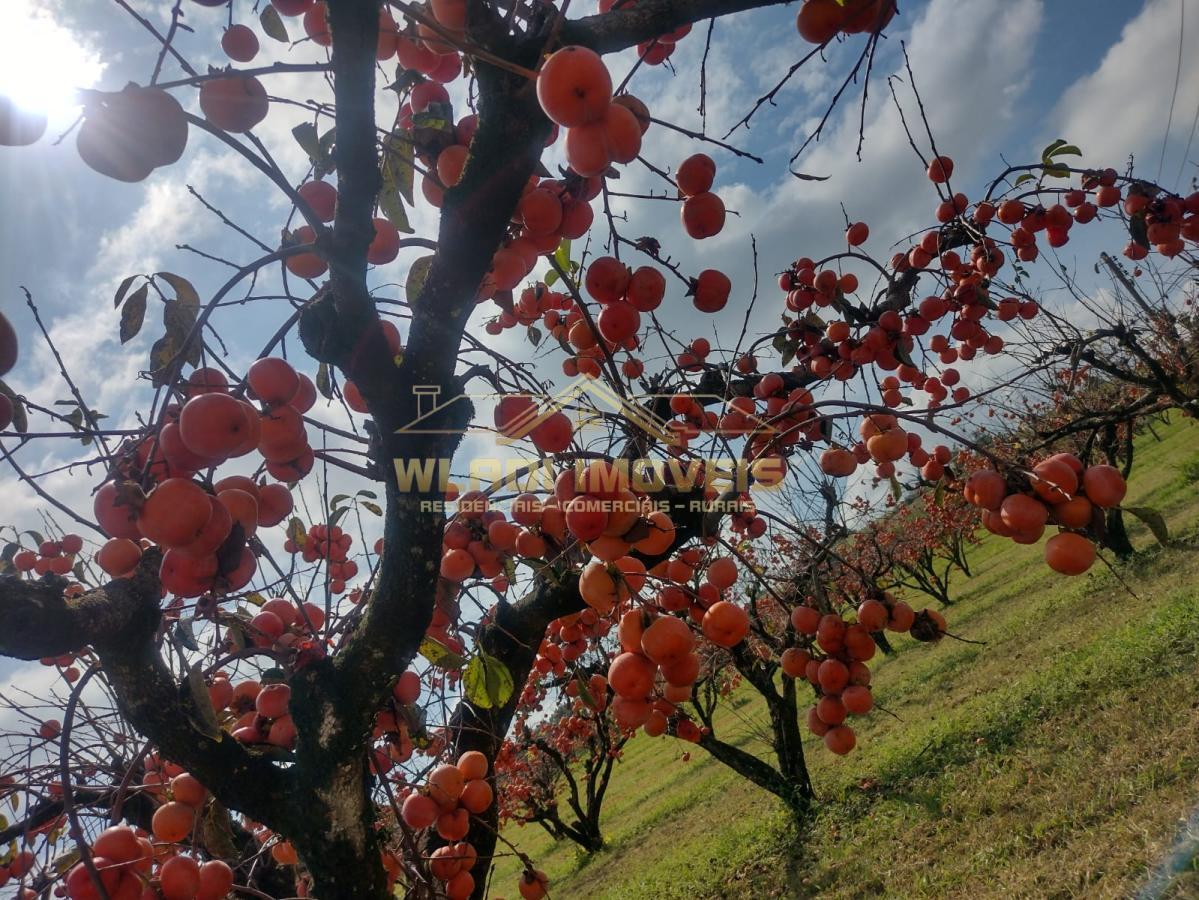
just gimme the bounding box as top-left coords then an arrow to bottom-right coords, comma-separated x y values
491,415 -> 1199,900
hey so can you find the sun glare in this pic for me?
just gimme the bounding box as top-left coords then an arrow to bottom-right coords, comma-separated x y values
0,1 -> 103,122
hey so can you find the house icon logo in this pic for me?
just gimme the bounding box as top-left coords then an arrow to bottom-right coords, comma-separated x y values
394,377 -> 781,447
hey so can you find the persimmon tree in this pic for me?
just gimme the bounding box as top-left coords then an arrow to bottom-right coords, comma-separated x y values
0,0 -> 1196,899
495,686 -> 626,852
848,488 -> 980,608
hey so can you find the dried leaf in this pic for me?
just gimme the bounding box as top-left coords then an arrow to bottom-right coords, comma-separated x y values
287,517 -> 307,547
113,274 -> 140,309
0,381 -> 27,433
119,283 -> 148,344
155,272 -> 200,309
316,362 -> 333,399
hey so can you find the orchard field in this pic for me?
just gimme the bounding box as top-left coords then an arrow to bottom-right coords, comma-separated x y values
495,415 -> 1199,899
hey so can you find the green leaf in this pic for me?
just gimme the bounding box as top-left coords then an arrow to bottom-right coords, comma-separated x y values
1013,172 -> 1036,187
1040,138 -> 1067,163
419,635 -> 467,670
119,283 -> 148,344
316,362 -> 333,400
933,478 -> 946,506
155,272 -> 200,309
52,849 -> 80,876
356,490 -> 377,500
463,652 -> 514,709
329,505 -> 350,527
1050,144 -> 1081,159
527,325 -> 542,347
23,530 -> 44,548
554,239 -> 572,273
1123,506 -> 1171,547
888,475 -> 902,501
185,664 -> 223,740
113,274 -> 140,309
406,255 -> 434,302
260,4 -> 289,42
543,268 -> 559,286
360,500 -> 382,516
0,381 -> 27,434
330,494 -> 351,509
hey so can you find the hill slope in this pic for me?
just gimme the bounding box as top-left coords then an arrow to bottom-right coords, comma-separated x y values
492,416 -> 1199,900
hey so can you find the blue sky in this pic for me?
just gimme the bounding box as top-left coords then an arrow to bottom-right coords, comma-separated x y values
0,0 -> 1195,690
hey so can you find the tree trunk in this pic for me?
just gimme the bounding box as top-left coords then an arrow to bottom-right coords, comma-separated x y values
770,676 -> 815,818
695,731 -> 801,805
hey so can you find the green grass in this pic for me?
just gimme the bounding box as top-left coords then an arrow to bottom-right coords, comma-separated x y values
491,416 -> 1199,900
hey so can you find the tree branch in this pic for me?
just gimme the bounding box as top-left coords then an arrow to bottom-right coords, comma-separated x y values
561,0 -> 792,55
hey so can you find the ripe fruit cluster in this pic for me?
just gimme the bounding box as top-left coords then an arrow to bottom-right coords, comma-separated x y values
963,454 -> 1127,575
820,414 -> 953,482
608,607 -> 704,735
439,488 -> 564,590
285,522 -> 358,593
210,672 -> 302,749
63,820 -> 232,900
10,533 -> 83,577
677,153 -> 726,240
785,592 -> 944,754
494,391 -> 575,453
91,359 -> 309,597
399,751 -> 494,899
537,46 -> 642,178
796,0 -> 897,44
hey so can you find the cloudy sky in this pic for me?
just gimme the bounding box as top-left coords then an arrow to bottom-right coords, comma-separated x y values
0,0 -> 1194,691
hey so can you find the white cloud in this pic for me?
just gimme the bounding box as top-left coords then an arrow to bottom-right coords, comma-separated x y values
1046,0 -> 1199,182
